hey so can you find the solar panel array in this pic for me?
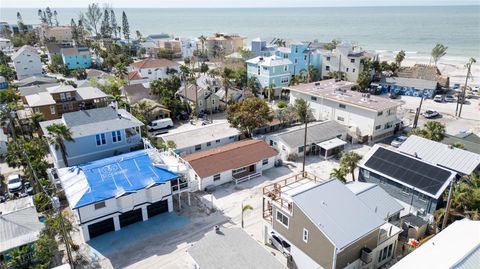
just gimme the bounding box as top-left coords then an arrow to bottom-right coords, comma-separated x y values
364,147 -> 452,196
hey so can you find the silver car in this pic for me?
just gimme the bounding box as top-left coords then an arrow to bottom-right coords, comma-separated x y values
269,232 -> 291,256
391,136 -> 407,147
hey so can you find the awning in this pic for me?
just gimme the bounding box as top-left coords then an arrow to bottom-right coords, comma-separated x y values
316,138 -> 347,150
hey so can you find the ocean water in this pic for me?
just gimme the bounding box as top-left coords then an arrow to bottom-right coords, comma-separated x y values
1,6 -> 479,61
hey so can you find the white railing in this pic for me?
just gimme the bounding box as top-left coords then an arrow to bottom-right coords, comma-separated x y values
234,171 -> 262,184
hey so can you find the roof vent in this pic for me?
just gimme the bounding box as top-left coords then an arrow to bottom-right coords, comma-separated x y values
414,152 -> 418,158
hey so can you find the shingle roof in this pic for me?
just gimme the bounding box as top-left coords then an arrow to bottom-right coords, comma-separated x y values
122,83 -> 152,104
128,70 -> 144,80
188,228 -> 285,269
346,182 -> 404,220
292,179 -> 385,249
16,76 -> 57,87
272,121 -> 347,149
177,84 -> 207,102
130,58 -> 179,69
39,107 -> 143,138
160,122 -> 240,150
46,84 -> 76,93
12,45 -> 38,60
18,83 -> 58,96
398,135 -> 480,175
183,139 -> 277,178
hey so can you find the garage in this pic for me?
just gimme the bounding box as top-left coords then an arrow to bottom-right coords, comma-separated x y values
119,208 -> 143,228
147,200 -> 169,218
88,218 -> 115,239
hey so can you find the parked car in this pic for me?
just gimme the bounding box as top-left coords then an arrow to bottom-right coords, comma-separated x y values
444,95 -> 455,102
433,95 -> 444,102
7,174 -> 23,194
147,118 -> 174,131
422,110 -> 440,118
269,232 -> 291,256
391,136 -> 408,147
388,92 -> 398,99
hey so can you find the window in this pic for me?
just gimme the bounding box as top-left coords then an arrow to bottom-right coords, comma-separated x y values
283,53 -> 288,59
294,58 -> 298,64
276,210 -> 289,228
375,125 -> 381,130
94,201 -> 106,210
215,139 -> 221,143
350,58 -> 355,63
262,158 -> 269,165
207,142 -> 211,147
387,109 -> 394,116
60,93 -> 66,101
213,174 -> 221,181
50,106 -> 56,115
195,144 -> 201,151
112,130 -> 122,143
303,228 -> 309,243
281,77 -> 289,84
263,66 -> 268,71
346,68 -> 349,72
298,145 -> 304,153
326,56 -> 331,61
232,167 -> 247,175
96,133 -> 106,146
384,122 -> 393,129
62,103 -> 73,111
34,107 -> 40,113
229,136 -> 235,140
257,66 -> 260,75
66,92 -> 71,100
339,104 -> 346,109
337,116 -> 345,122
311,96 -> 317,101
352,68 -> 356,73
325,66 -> 330,71
284,65 -> 288,71
362,169 -> 370,179
418,193 -> 428,202
303,55 -> 307,61
148,69 -> 152,74
295,47 -> 298,53
377,111 -> 383,116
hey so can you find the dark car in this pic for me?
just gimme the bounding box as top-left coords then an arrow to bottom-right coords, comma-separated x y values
388,92 -> 398,99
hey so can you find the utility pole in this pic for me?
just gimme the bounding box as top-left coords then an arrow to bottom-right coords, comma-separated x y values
412,91 -> 425,129
52,196 -> 74,268
442,179 -> 455,230
457,58 -> 476,118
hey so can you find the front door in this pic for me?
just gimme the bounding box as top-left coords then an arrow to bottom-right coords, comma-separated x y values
249,164 -> 255,173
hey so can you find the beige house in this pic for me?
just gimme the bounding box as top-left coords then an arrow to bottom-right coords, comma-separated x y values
177,84 -> 220,114
38,24 -> 73,43
206,33 -> 245,59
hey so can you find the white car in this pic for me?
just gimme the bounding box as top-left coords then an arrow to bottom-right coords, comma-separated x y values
444,95 -> 455,102
7,174 -> 23,193
269,232 -> 291,256
391,136 -> 408,147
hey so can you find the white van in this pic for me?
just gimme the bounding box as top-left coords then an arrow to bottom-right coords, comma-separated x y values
147,118 -> 174,131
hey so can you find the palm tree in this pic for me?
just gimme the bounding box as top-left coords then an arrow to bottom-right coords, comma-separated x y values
339,151 -> 362,181
113,63 -> 128,79
330,167 -> 347,183
0,104 -> 17,140
30,112 -> 45,134
109,94 -> 126,109
188,76 -> 199,116
264,84 -> 275,102
246,76 -> 260,97
307,65 -> 319,82
46,124 -> 74,167
198,35 -> 207,59
241,203 -> 253,228
219,67 -> 236,106
294,98 -> 310,175
328,71 -> 346,81
457,57 -> 476,117
431,44 -> 448,66
410,121 -> 446,142
395,50 -> 406,67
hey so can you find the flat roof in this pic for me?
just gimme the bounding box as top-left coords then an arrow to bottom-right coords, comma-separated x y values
183,139 -> 277,178
188,227 -> 285,269
288,80 -> 403,112
391,220 -> 480,269
316,137 -> 347,150
24,91 -> 56,106
58,150 -> 179,209
160,122 -> 240,150
361,145 -> 456,199
75,86 -> 109,100
399,135 -> 480,175
291,179 -> 385,249
380,76 -> 438,90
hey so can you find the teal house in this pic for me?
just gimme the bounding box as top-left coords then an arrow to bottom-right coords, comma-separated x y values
246,55 -> 292,97
275,42 -> 321,78
61,47 -> 92,70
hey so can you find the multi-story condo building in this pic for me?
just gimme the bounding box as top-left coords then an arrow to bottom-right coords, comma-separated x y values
11,45 -> 43,80
275,42 -> 321,78
20,84 -> 109,120
246,55 -> 292,95
262,176 -> 401,269
61,47 -> 92,70
206,33 -> 245,59
320,43 -> 378,82
287,80 -> 403,141
40,107 -> 144,167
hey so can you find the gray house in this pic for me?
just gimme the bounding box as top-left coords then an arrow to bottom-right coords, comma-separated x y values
40,106 -> 144,168
359,145 -> 457,220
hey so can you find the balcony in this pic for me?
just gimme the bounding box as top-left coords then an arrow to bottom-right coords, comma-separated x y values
125,128 -> 141,144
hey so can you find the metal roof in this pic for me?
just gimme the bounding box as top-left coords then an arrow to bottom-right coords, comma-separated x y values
271,121 -> 347,149
24,91 -> 56,106
39,107 -> 144,138
346,182 -> 404,220
391,220 -> 480,269
442,133 -> 480,155
75,86 -> 109,100
188,228 -> 285,269
361,145 -> 456,199
292,179 -> 385,249
399,135 -> 480,175
58,150 -> 179,209
316,137 -> 347,150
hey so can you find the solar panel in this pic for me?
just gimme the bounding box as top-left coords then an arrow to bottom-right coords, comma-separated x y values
364,147 -> 452,196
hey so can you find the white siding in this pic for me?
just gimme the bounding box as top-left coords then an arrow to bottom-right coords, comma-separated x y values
12,48 -> 43,80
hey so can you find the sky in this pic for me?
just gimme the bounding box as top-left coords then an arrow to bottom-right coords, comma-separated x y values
1,0 -> 478,8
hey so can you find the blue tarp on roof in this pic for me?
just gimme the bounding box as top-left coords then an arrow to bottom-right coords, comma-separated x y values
73,150 -> 178,209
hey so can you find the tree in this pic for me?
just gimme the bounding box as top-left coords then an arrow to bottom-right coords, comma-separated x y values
219,67 -> 236,105
100,8 -> 111,38
328,71 -> 346,81
53,10 -> 59,26
431,43 -> 448,66
239,48 -> 255,60
70,19 -> 78,43
451,142 -> 465,149
330,167 -> 347,183
0,64 -> 16,81
357,70 -> 371,92
84,3 -> 103,38
395,50 -> 406,67
295,98 -> 310,174
339,151 -> 362,181
246,75 -> 260,96
45,7 -> 53,25
136,30 -> 144,41
16,12 -> 27,33
410,121 -> 446,142
72,68 -> 87,80
113,63 -> 128,79
33,231 -> 57,269
241,203 -> 253,228
0,51 -> 11,65
30,112 -> 45,133
122,11 -> 130,42
457,57 -> 476,117
38,9 -> 47,23
264,84 -> 275,102
275,104 -> 298,126
227,98 -> 272,137
324,39 -> 339,50
90,75 -> 126,96
110,9 -> 118,38
8,245 -> 33,268
46,123 -> 74,167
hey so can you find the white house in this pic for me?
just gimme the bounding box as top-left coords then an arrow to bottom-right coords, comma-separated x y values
265,121 -> 348,161
56,150 -> 181,242
288,80 -> 403,142
0,38 -> 13,53
11,45 -> 43,80
159,122 -> 240,156
129,58 -> 179,82
182,139 -> 277,191
320,43 -> 378,82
